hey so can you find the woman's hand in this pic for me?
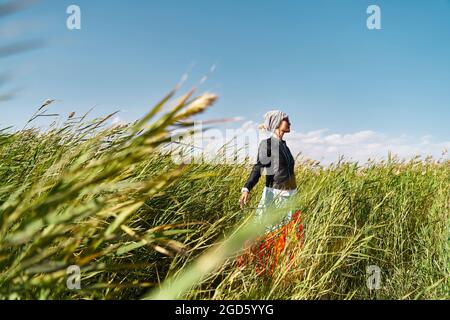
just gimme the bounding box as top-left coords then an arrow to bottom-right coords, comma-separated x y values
239,191 -> 249,209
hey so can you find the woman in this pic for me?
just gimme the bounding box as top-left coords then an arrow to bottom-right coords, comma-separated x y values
239,110 -> 297,231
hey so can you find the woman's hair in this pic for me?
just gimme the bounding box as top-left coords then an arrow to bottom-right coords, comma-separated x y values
259,110 -> 289,132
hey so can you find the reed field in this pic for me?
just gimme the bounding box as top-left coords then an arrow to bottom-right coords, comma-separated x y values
0,88 -> 449,300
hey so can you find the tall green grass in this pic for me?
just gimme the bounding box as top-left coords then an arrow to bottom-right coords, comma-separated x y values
0,88 -> 448,300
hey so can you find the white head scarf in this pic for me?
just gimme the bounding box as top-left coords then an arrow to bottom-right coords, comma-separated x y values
261,110 -> 289,133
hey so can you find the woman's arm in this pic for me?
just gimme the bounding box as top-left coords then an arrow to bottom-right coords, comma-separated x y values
243,162 -> 263,192
240,139 -> 271,208
244,139 -> 271,191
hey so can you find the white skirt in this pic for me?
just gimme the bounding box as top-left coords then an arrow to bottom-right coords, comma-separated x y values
255,187 -> 297,232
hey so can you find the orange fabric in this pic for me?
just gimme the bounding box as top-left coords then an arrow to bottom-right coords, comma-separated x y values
236,210 -> 304,277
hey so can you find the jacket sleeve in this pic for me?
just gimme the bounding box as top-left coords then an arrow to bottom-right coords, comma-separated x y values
244,139 -> 271,192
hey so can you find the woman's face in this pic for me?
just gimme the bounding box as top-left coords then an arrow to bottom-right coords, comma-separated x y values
279,117 -> 291,133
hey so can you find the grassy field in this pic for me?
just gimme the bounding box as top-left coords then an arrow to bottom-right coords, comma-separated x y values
0,88 -> 449,300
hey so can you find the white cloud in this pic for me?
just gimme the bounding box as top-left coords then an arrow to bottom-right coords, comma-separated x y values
164,120 -> 449,166
215,121 -> 447,164
284,126 -> 449,165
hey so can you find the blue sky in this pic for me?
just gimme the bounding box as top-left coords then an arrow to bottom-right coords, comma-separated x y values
1,0 -> 449,162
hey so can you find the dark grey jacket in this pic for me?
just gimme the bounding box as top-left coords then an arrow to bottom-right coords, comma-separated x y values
244,137 -> 297,192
